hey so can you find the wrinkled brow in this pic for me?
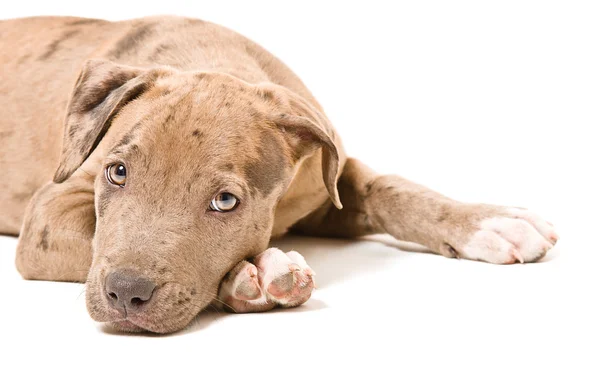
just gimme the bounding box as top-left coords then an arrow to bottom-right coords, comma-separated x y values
202,173 -> 249,196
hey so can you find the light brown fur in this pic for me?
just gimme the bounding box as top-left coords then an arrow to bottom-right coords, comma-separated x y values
0,16 -> 558,333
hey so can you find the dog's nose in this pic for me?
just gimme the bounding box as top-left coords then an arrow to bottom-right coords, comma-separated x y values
105,270 -> 156,314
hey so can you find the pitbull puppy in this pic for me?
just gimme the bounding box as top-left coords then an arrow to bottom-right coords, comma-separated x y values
0,16 -> 558,333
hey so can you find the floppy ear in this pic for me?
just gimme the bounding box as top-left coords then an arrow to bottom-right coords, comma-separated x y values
53,59 -> 155,183
269,88 -> 343,209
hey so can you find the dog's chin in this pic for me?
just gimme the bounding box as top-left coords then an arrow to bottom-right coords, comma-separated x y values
108,320 -> 146,333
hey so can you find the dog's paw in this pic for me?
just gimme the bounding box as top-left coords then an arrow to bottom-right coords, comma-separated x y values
216,248 -> 315,312
254,248 -> 316,308
457,208 -> 559,264
216,260 -> 274,313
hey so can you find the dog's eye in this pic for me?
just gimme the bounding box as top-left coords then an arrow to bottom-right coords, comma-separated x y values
210,192 -> 239,212
106,163 -> 127,187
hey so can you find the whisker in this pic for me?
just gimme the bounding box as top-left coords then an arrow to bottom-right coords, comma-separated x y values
210,297 -> 236,312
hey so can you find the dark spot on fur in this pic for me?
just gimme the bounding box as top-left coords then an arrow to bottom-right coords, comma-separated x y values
224,163 -> 234,171
37,226 -> 50,251
158,267 -> 167,275
96,188 -> 111,218
107,23 -> 155,59
190,289 -> 197,296
365,181 -> 374,195
436,206 -> 451,223
38,30 -> 80,60
195,73 -> 206,80
258,89 -> 274,100
243,132 -> 287,195
192,130 -> 201,137
17,54 -> 31,65
148,43 -> 173,61
66,19 -> 104,26
0,131 -> 13,140
225,102 -> 231,107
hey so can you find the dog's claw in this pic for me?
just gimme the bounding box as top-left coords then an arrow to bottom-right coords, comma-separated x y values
216,248 -> 316,313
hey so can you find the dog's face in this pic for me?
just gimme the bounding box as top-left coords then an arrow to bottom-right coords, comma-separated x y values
53,60 -> 341,333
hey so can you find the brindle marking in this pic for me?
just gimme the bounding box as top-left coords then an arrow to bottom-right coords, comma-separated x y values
38,30 -> 79,60
107,23 -> 155,59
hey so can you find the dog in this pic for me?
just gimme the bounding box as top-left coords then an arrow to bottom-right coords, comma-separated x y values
0,16 -> 559,333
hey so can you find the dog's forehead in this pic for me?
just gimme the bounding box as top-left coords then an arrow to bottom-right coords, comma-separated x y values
109,80 -> 292,196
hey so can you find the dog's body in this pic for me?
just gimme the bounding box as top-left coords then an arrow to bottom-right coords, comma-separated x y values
0,16 -> 558,333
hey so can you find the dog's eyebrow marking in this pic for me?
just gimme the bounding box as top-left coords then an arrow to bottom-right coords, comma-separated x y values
108,23 -> 155,59
115,133 -> 135,148
38,29 -> 79,60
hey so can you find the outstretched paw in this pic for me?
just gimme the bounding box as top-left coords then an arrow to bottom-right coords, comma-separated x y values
457,207 -> 559,264
216,248 -> 316,313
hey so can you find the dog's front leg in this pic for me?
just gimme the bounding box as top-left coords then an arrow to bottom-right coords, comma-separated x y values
16,173 -> 95,283
296,158 -> 559,264
216,248 -> 316,313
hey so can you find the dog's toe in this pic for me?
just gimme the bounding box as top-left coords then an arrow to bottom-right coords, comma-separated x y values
216,260 -> 274,313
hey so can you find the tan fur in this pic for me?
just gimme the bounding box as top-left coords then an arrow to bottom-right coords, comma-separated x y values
0,16 -> 558,333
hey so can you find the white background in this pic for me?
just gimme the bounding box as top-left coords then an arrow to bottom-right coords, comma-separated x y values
1,1 -> 599,386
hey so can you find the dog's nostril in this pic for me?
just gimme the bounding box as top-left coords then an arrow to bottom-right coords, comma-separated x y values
130,297 -> 144,306
108,292 -> 118,300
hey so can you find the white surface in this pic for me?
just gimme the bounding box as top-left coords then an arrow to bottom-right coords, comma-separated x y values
1,1 -> 599,386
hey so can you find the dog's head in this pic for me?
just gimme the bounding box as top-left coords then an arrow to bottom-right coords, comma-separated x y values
54,59 -> 341,333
